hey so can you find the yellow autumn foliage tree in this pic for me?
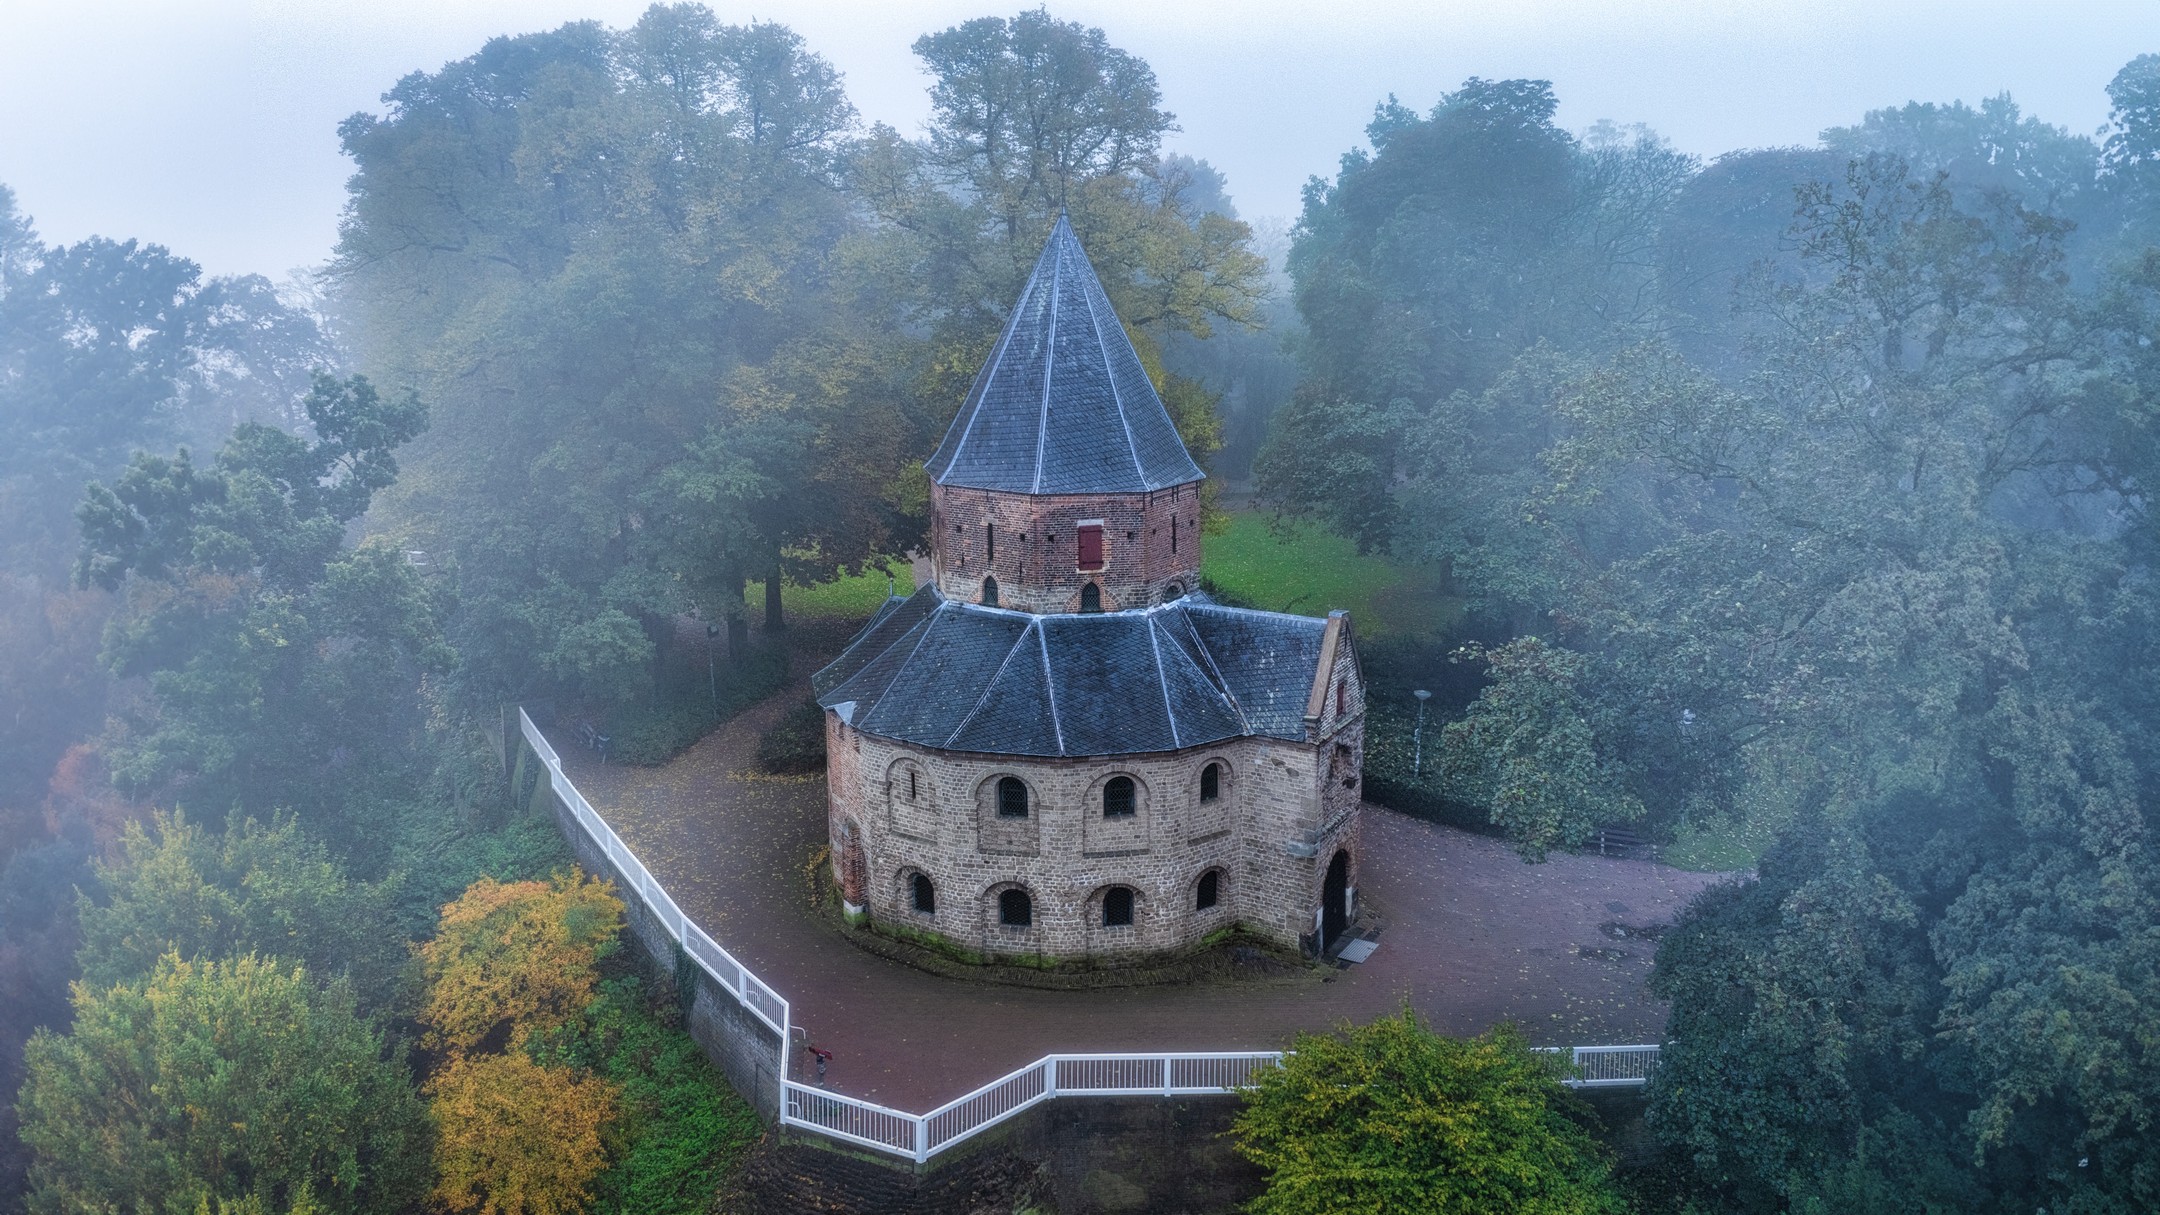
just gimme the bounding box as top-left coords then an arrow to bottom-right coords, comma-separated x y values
416,869 -> 624,1055
428,1052 -> 619,1215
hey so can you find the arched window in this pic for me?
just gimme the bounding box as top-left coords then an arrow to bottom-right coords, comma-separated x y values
996,777 -> 1029,818
1163,582 -> 1183,602
999,888 -> 1032,927
1103,886 -> 1134,927
1102,776 -> 1136,818
1196,870 -> 1220,910
982,575 -> 999,607
912,873 -> 936,914
1080,583 -> 1102,613
1200,762 -> 1221,802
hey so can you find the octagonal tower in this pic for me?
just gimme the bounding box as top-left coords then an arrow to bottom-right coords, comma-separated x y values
923,215 -> 1204,614
815,215 -> 1365,966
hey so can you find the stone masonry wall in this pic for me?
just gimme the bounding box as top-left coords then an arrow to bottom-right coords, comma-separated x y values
526,733 -> 786,1120
930,481 -> 1203,615
826,705 -> 1366,961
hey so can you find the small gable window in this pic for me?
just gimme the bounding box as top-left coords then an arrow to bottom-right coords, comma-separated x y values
1200,762 -> 1221,802
1196,870 -> 1220,910
1336,680 -> 1347,716
1077,523 -> 1104,571
1080,583 -> 1102,613
1103,886 -> 1134,927
996,776 -> 1030,818
999,888 -> 1032,927
912,873 -> 936,914
982,575 -> 999,607
1103,776 -> 1136,818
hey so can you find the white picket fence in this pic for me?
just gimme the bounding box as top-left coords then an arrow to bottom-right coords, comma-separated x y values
519,707 -> 1662,1166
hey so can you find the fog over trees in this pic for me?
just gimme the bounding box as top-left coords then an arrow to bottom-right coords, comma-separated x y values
5,7 -> 2160,1212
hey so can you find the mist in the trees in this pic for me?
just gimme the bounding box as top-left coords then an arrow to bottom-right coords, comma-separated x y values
5,4 -> 2160,1212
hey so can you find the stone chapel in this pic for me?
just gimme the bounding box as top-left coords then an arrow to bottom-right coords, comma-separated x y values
812,215 -> 1364,963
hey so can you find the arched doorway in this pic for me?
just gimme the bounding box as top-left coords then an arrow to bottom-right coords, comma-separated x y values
1322,848 -> 1349,949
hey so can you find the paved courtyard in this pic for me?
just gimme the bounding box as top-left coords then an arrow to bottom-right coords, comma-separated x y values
551,646 -> 1728,1112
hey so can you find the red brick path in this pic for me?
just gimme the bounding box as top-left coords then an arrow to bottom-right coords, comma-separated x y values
553,651 -> 1727,1112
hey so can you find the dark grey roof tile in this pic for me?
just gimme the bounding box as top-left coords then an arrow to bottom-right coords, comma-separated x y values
926,215 -> 1206,496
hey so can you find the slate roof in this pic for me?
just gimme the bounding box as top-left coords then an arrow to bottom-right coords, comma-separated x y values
812,587 -> 1329,758
924,214 -> 1207,495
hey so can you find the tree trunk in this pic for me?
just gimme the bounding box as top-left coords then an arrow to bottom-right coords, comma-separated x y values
764,558 -> 785,633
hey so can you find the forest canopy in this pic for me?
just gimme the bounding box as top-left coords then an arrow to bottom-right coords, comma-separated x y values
5,6 -> 2160,1214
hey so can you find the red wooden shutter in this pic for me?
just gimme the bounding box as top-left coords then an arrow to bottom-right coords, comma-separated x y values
1077,524 -> 1104,570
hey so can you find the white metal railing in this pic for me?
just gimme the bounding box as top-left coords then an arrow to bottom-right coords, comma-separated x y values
518,707 -> 1662,1165
518,709 -> 792,1056
1558,1044 -> 1663,1088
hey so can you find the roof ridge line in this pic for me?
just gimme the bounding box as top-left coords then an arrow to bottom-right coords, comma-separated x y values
943,617 -> 1034,749
1037,617 -> 1066,755
1029,230 -> 1064,494
1145,615 -> 1183,751
857,602 -> 946,726
1076,246 -> 1147,488
1177,608 -> 1252,734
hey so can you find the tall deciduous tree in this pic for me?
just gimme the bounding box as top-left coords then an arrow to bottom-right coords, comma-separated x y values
416,870 -> 623,1055
18,954 -> 427,1215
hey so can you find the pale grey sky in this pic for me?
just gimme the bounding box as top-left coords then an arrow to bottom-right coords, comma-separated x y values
3,0 -> 2156,278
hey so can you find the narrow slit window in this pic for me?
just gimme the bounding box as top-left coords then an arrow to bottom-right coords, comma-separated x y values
996,776 -> 1029,818
1171,515 -> 1178,555
999,888 -> 1032,927
1077,523 -> 1104,571
912,873 -> 935,914
1102,776 -> 1136,818
986,522 -> 995,563
1200,762 -> 1220,802
1197,870 -> 1219,910
1103,886 -> 1134,927
907,768 -> 918,801
1336,680 -> 1347,715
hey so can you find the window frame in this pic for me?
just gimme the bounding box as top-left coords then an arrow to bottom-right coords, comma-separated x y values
1076,520 -> 1106,571
995,776 -> 1030,819
1196,870 -> 1220,911
1102,775 -> 1137,819
998,887 -> 1033,927
1102,885 -> 1135,927
1200,762 -> 1221,803
911,872 -> 936,915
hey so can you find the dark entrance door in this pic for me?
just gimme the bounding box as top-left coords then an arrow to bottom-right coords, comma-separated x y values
1322,849 -> 1349,949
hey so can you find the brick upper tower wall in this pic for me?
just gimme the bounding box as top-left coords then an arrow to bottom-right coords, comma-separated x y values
931,480 -> 1204,614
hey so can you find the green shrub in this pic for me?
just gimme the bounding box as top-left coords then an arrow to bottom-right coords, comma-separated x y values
532,973 -> 763,1215
606,645 -> 788,767
755,699 -> 827,774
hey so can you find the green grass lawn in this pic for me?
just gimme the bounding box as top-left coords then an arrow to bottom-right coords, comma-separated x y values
1201,512 -> 1459,639
744,515 -> 1456,639
745,557 -> 916,623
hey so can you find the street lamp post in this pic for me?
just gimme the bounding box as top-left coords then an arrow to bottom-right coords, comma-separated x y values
1412,689 -> 1432,777
706,622 -> 720,718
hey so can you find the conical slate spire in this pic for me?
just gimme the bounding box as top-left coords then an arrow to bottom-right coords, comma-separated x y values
926,214 -> 1206,495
